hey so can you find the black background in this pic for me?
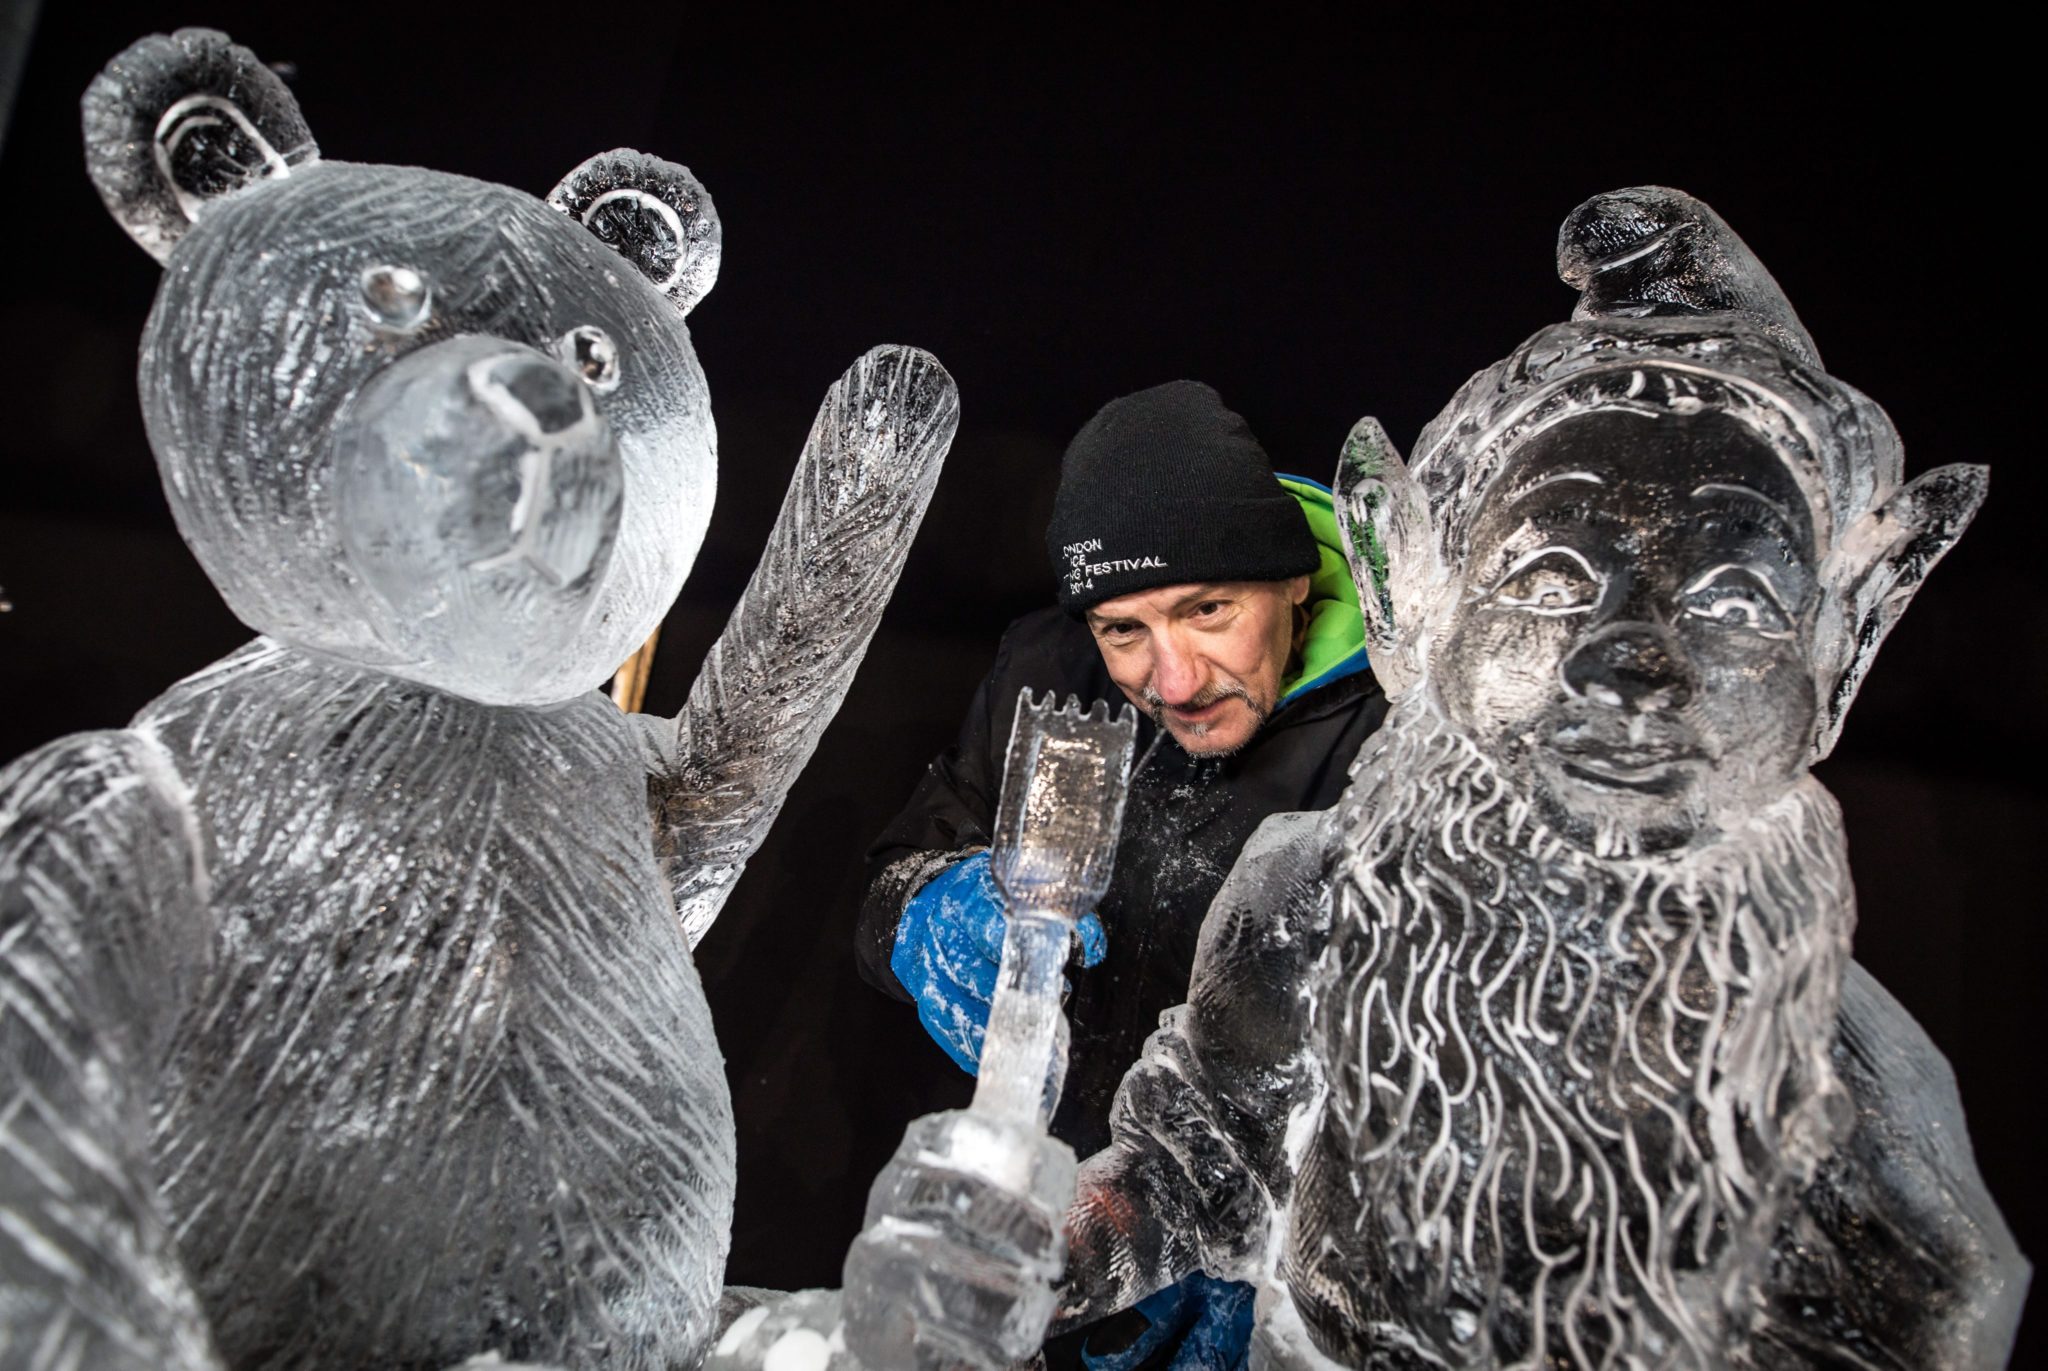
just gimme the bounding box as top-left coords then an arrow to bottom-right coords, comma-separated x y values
1,1 -> 2038,1358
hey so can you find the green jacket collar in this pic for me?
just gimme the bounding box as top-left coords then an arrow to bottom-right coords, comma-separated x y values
1276,473 -> 1372,706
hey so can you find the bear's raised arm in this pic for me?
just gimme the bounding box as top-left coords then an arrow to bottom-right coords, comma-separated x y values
1056,810 -> 1332,1328
641,346 -> 959,945
0,731 -> 219,1370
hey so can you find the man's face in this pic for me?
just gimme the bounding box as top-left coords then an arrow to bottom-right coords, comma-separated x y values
1086,577 -> 1310,756
1433,408 -> 1820,852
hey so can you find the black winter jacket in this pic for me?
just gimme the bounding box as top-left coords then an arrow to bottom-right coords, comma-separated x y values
855,605 -> 1388,1157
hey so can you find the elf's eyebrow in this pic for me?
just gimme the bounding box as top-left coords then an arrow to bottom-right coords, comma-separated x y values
1509,470 -> 1604,504
1692,481 -> 1794,527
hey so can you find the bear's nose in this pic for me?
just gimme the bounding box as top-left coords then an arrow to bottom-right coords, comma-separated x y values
475,352 -> 592,436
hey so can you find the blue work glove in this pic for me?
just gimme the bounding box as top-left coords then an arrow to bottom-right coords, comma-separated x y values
890,850 -> 1108,1075
1081,1272 -> 1255,1371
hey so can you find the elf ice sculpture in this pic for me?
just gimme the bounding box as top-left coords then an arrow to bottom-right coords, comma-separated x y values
0,29 -> 956,1370
938,189 -> 2029,1368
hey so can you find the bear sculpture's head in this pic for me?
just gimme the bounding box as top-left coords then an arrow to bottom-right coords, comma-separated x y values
85,28 -> 719,705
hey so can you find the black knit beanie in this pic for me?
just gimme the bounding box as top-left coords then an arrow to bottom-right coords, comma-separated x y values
1046,381 -> 1318,615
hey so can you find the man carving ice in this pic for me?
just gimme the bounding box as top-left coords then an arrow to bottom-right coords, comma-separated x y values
854,381 -> 1389,1361
857,381 -> 1385,1139
908,188 -> 2024,1369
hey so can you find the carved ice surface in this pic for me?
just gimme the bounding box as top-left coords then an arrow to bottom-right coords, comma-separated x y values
835,692 -> 1135,1371
136,647 -> 738,1368
839,1109 -> 1078,1371
1293,707 -> 1855,1364
646,348 -> 960,944
548,149 -> 722,317
2,27 -> 957,1371
1049,187 -> 2026,1369
0,734 -> 222,1371
82,27 -> 318,263
975,691 -> 1139,1127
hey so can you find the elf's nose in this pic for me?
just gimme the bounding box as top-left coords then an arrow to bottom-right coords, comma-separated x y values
1561,621 -> 1696,713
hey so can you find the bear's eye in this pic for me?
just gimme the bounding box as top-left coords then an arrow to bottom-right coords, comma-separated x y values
555,325 -> 622,394
359,264 -> 431,332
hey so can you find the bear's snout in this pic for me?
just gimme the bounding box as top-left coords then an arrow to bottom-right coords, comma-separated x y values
474,350 -> 596,440
329,333 -> 626,678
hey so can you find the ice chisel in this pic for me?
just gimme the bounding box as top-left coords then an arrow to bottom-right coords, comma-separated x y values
973,688 -> 1139,1128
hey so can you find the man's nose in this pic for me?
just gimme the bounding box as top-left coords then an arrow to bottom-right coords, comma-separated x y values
1150,632 -> 1207,705
1560,622 -> 1696,713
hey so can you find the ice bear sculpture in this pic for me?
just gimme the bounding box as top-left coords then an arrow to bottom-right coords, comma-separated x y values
0,28 -> 957,1371
907,189 -> 2028,1368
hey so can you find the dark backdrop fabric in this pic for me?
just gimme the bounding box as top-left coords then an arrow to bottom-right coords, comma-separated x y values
0,3 -> 2038,1358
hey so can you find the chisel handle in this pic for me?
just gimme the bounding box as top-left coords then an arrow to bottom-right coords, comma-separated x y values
972,905 -> 1074,1128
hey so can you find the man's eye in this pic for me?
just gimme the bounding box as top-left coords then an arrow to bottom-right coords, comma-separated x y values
1488,550 -> 1600,615
1190,601 -> 1224,619
1098,621 -> 1141,641
1682,567 -> 1792,637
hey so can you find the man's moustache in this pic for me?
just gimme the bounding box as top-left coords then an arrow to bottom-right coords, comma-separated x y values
1141,681 -> 1261,722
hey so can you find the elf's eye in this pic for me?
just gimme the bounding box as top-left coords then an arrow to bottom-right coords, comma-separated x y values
359,263 -> 431,332
1488,548 -> 1601,615
1682,564 -> 1793,638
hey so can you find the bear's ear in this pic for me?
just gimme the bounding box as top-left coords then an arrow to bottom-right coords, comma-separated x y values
549,150 -> 721,316
82,29 -> 318,264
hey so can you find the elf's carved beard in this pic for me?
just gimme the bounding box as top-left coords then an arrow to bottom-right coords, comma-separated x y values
1289,695 -> 1853,1368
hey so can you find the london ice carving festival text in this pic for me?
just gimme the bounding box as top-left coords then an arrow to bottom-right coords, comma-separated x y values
0,24 -> 2028,1371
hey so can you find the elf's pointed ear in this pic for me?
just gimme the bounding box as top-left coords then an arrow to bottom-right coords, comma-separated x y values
83,29 -> 318,263
1812,463 -> 1987,760
1334,417 -> 1438,699
549,150 -> 720,315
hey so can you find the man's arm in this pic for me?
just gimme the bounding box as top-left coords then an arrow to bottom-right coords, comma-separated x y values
1057,809 -> 1332,1327
852,614 -> 1027,1000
